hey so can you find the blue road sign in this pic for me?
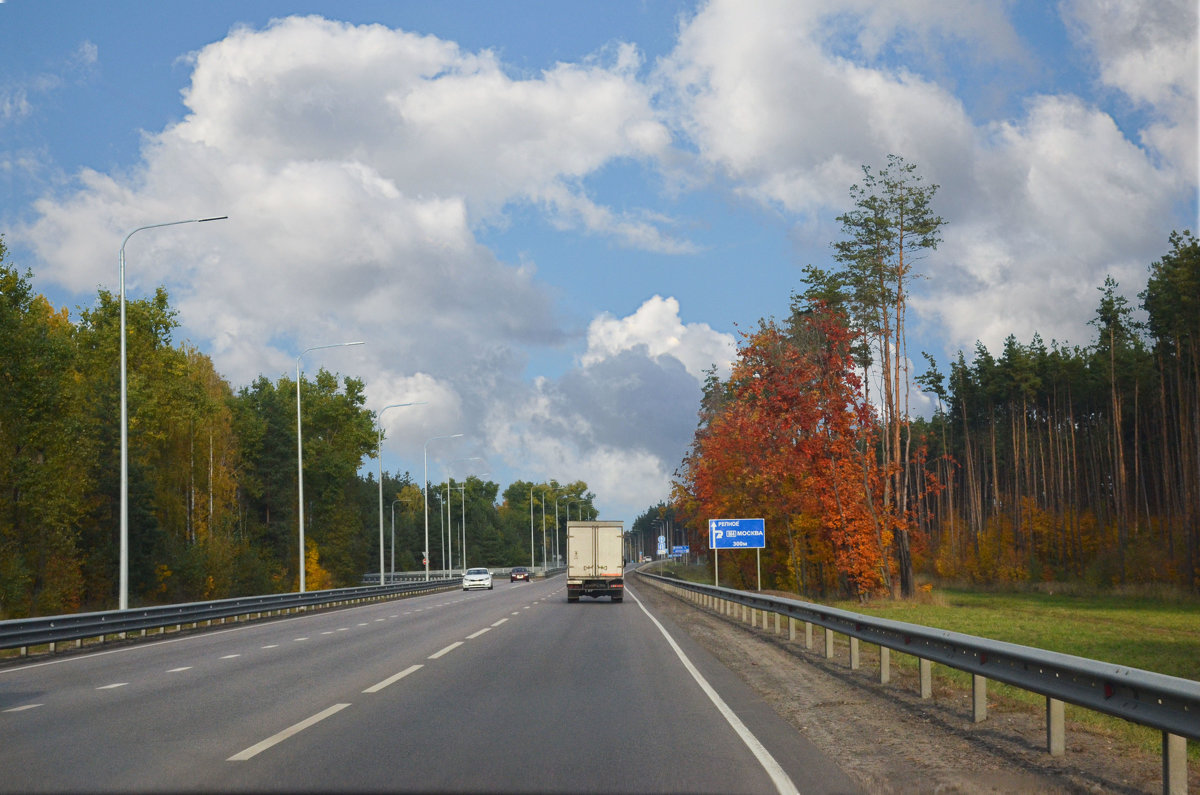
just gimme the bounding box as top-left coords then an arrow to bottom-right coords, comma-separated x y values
672,545 -> 690,555
708,518 -> 765,549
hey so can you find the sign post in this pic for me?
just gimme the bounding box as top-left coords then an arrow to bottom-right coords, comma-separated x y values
708,518 -> 765,589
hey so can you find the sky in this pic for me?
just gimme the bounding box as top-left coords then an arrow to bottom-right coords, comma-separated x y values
1,0 -> 1196,526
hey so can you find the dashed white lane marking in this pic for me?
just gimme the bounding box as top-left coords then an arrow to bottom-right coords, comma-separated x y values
221,654 -> 241,659
262,645 -> 279,649
628,589 -> 800,795
428,641 -> 463,660
294,637 -> 309,642
168,666 -> 192,672
466,628 -> 491,639
227,703 -> 351,761
337,628 -> 348,632
3,704 -> 42,712
321,631 -> 334,635
490,618 -> 508,627
374,618 -> 386,622
358,623 -> 369,627
363,664 -> 423,693
96,683 -> 127,690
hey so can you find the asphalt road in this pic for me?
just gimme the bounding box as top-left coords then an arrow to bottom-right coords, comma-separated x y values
0,574 -> 859,793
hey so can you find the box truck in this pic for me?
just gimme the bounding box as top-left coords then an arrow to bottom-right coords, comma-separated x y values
566,520 -> 624,602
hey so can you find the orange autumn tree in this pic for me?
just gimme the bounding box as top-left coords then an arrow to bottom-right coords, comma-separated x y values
676,306 -> 893,597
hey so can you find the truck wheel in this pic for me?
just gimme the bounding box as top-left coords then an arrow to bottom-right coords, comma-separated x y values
567,595 -> 579,602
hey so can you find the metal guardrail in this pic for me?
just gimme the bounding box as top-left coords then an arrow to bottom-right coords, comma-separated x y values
637,571 -> 1198,795
363,566 -> 566,584
0,578 -> 461,654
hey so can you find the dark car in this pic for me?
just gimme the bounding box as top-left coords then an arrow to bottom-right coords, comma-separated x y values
510,566 -> 531,582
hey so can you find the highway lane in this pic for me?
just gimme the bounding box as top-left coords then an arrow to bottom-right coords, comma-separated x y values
0,575 -> 858,793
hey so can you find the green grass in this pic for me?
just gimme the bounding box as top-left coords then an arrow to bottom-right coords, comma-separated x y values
828,589 -> 1200,682
822,588 -> 1200,760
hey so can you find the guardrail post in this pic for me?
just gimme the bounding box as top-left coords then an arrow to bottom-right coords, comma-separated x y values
773,611 -> 781,635
1163,732 -> 1186,795
920,658 -> 932,698
879,646 -> 890,684
805,621 -> 813,650
1046,697 -> 1064,756
750,608 -> 757,628
850,637 -> 860,670
972,674 -> 988,722
824,628 -> 834,659
788,616 -> 797,642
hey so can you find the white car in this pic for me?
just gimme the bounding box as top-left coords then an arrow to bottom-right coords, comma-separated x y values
462,568 -> 493,591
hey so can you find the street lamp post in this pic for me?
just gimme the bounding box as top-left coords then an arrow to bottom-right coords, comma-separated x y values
554,493 -> 565,568
529,486 -> 535,570
376,402 -> 425,585
391,496 -> 420,580
119,215 -> 226,610
423,434 -> 463,581
444,457 -> 482,575
446,484 -> 464,570
297,341 -> 365,593
529,482 -> 549,572
459,473 -> 487,571
540,485 -> 554,571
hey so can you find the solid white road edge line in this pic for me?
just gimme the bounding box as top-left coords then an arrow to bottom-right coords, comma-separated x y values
363,664 -> 423,693
428,641 -> 463,659
227,703 -> 351,761
628,588 -> 801,795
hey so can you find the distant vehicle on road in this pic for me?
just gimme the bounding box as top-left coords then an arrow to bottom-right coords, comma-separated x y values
463,568 -> 493,591
510,566 -> 531,582
566,520 -> 624,602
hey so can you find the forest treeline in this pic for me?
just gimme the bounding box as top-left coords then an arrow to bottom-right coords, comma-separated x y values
673,156 -> 1199,598
0,237 -> 593,617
